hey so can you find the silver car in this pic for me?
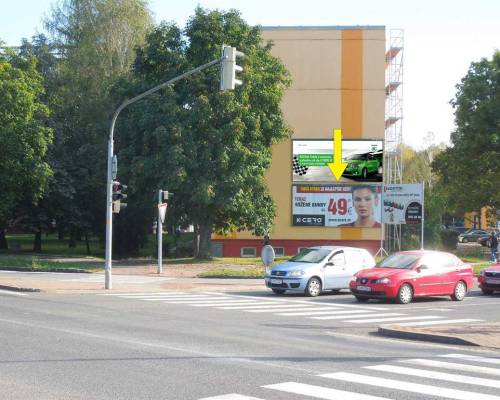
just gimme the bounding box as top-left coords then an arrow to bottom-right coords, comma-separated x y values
264,246 -> 376,296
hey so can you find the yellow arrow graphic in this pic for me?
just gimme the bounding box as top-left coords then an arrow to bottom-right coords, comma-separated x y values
327,128 -> 348,181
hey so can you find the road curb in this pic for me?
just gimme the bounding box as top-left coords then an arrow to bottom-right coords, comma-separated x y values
0,284 -> 42,293
377,325 -> 478,347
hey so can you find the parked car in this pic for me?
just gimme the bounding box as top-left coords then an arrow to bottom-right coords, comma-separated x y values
478,265 -> 500,294
458,229 -> 490,243
264,246 -> 376,296
478,232 -> 500,247
447,226 -> 469,235
349,250 -> 473,304
343,152 -> 381,179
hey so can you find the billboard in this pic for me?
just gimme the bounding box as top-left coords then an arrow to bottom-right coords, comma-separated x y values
382,184 -> 423,225
293,139 -> 383,183
292,184 -> 382,228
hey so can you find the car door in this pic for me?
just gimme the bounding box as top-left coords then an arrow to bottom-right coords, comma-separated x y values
440,254 -> 467,294
412,255 -> 445,296
323,251 -> 350,289
366,154 -> 378,173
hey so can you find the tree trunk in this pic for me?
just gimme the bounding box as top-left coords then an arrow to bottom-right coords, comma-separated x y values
0,224 -> 7,250
33,228 -> 42,253
69,230 -> 77,248
58,229 -> 64,240
196,221 -> 212,260
85,233 -> 91,255
192,224 -> 199,258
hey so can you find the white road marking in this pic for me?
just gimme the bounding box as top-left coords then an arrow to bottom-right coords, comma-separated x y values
396,318 -> 482,326
365,364 -> 500,389
166,299 -> 258,305
100,292 -> 187,296
312,313 -> 404,320
190,302 -> 269,307
0,289 -> 28,296
401,359 -> 500,376
245,305 -> 318,313
347,316 -> 441,324
320,372 -> 500,400
441,354 -> 500,365
217,303 -> 295,310
264,382 -> 390,400
276,308 -> 365,316
198,394 -> 265,400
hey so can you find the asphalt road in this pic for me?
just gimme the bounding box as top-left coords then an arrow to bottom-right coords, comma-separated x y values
1,288 -> 499,400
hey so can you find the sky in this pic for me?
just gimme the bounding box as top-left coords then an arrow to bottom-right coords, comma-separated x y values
1,0 -> 498,149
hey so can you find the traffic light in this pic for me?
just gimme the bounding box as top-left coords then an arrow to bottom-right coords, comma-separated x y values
112,181 -> 127,213
220,45 -> 244,91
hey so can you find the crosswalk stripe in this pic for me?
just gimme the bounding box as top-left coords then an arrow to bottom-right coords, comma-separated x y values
279,309 -> 373,317
190,302 -> 267,307
400,359 -> 500,376
0,290 -> 28,296
245,305 -> 318,313
264,382 -> 390,400
217,303 -> 293,310
198,394 -> 265,400
440,354 -> 500,366
365,364 -> 500,389
127,295 -> 214,300
347,315 -> 441,324
166,299 -> 257,305
275,308 -> 357,316
100,292 -> 187,296
311,313 -> 403,320
320,372 -> 500,400
396,318 -> 482,326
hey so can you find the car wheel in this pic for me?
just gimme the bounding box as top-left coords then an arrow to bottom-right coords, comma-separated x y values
362,168 -> 368,179
272,289 -> 286,295
481,288 -> 494,295
451,280 -> 467,301
305,277 -> 322,297
396,283 -> 413,304
354,295 -> 369,302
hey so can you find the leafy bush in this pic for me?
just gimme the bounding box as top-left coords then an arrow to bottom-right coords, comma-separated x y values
440,229 -> 459,250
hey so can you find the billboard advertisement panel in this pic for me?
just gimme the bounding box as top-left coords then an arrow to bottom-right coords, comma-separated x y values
292,140 -> 383,183
382,184 -> 423,225
292,184 -> 382,228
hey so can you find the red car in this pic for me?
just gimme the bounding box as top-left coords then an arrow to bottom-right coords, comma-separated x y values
349,250 -> 473,304
478,264 -> 500,294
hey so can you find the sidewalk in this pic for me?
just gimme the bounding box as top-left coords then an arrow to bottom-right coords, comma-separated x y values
378,322 -> 500,350
0,262 -> 264,294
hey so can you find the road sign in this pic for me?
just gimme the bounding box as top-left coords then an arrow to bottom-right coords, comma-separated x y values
261,245 -> 275,267
158,203 -> 168,224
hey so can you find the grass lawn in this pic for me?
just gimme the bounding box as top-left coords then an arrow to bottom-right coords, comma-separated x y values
0,255 -> 98,272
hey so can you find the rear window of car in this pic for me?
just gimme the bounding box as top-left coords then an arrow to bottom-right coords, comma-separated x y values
377,253 -> 420,269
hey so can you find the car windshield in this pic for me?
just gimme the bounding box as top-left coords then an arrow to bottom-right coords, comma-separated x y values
288,249 -> 331,264
347,154 -> 366,160
376,253 -> 420,269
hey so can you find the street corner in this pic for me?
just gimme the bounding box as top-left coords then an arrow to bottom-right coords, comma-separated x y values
378,322 -> 500,349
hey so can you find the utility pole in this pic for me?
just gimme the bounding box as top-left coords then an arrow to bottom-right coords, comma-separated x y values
104,46 -> 244,289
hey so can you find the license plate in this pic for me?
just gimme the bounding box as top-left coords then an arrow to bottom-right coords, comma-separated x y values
270,279 -> 283,284
486,279 -> 500,284
357,285 -> 371,292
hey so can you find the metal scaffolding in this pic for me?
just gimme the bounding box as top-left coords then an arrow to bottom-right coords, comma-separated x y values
384,29 -> 404,252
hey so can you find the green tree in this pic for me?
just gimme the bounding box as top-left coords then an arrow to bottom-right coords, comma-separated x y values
433,51 -> 500,215
43,0 -> 153,249
116,8 -> 291,258
0,51 -> 53,249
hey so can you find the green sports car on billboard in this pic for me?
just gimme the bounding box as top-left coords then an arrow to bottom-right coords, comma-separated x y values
343,151 -> 382,179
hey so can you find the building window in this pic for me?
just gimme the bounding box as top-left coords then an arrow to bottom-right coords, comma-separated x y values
273,247 -> 285,257
241,247 -> 256,258
297,247 -> 309,254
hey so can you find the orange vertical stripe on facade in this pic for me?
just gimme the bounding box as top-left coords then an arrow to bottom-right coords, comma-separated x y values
341,29 -> 364,241
341,29 -> 363,139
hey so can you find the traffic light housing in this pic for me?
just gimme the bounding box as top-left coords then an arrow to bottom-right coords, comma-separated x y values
112,181 -> 127,213
220,45 -> 244,91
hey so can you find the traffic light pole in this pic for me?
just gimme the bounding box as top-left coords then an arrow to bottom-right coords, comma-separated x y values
157,190 -> 163,275
105,57 -> 222,289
